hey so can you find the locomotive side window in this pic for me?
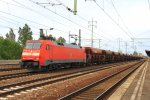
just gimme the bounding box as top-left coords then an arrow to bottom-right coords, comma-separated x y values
46,45 -> 50,50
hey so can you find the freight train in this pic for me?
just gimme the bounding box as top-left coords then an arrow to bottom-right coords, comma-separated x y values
20,40 -> 142,70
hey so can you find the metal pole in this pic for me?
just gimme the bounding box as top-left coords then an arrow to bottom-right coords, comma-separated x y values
88,18 -> 97,47
79,29 -> 81,46
99,39 -> 101,48
46,30 -> 47,36
91,18 -> 93,47
69,31 -> 70,43
118,38 -> 120,52
125,41 -> 128,53
74,0 -> 77,15
46,30 -> 47,40
133,38 -> 135,51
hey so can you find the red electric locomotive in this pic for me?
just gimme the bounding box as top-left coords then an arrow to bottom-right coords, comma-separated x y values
21,40 -> 86,70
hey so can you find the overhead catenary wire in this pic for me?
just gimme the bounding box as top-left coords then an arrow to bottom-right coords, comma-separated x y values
0,20 -> 65,37
0,25 -> 44,36
10,0 -> 75,31
148,0 -> 150,10
94,1 -> 133,39
29,0 -> 112,41
0,11 -> 47,28
0,15 -> 44,31
111,0 -> 143,49
1,0 -> 83,35
111,0 -> 135,38
1,0 -> 111,41
30,0 -> 90,31
55,0 -> 74,13
76,14 -> 89,22
0,17 -> 51,36
12,1 -> 74,35
0,16 -> 20,27
55,0 -> 88,22
0,24 -> 18,30
0,10 -> 71,36
54,0 -> 102,42
0,0 -> 112,41
2,0 -> 97,39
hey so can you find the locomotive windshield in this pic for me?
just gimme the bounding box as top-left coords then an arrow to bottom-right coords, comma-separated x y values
25,42 -> 41,49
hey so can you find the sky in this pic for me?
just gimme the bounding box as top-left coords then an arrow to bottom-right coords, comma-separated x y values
0,0 -> 150,55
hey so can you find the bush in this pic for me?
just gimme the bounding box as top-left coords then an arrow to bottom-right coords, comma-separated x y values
0,38 -> 23,60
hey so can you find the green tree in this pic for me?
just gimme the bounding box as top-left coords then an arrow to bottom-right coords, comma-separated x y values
18,24 -> 33,46
48,34 -> 56,41
0,38 -> 23,60
57,36 -> 66,43
0,36 -> 4,59
6,28 -> 15,40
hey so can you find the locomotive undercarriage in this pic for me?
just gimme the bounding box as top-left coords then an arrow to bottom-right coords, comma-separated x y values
20,60 -> 86,71
20,60 -> 39,69
45,62 -> 86,70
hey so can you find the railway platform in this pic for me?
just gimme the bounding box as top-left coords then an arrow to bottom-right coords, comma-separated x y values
108,59 -> 150,100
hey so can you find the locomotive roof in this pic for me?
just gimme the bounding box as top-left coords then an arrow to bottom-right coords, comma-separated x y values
54,42 -> 81,48
26,40 -> 81,49
27,40 -> 48,43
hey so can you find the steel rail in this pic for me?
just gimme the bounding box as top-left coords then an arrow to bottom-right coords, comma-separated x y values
0,72 -> 36,80
0,62 -> 126,81
0,64 -> 20,71
0,64 -> 19,66
59,61 -> 144,100
0,68 -> 23,71
96,62 -> 143,99
0,62 -> 130,97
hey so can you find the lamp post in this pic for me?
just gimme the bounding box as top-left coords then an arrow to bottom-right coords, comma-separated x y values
49,28 -> 54,36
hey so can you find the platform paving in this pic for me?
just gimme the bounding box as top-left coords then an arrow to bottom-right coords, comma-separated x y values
108,59 -> 150,100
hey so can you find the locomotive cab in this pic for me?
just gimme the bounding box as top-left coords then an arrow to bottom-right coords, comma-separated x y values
21,41 -> 41,69
21,40 -> 54,70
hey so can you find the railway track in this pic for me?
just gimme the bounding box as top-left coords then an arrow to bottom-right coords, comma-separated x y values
0,63 -> 22,72
0,61 -> 128,81
0,71 -> 36,80
0,69 -> 33,80
0,64 -> 20,70
59,61 -> 144,100
0,61 -> 135,98
0,68 -> 22,71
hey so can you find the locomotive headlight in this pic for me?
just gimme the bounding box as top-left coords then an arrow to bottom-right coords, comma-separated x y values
36,57 -> 39,60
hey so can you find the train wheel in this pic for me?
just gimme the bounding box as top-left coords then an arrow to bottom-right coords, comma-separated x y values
19,61 -> 25,68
